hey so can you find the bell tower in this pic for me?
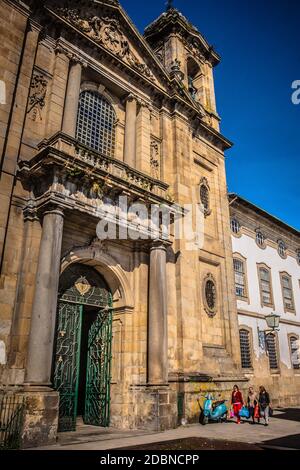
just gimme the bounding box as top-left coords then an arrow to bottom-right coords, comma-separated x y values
144,5 -> 220,129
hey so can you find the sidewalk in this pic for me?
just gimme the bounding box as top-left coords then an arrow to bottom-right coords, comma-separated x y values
33,408 -> 300,450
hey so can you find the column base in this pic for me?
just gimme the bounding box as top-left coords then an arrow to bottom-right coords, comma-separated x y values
21,386 -> 59,448
131,385 -> 178,432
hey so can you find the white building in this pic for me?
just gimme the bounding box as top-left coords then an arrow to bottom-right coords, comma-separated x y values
229,194 -> 300,405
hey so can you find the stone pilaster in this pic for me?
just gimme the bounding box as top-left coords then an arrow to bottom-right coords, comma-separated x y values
136,102 -> 151,174
148,241 -> 168,384
25,208 -> 64,386
62,59 -> 82,137
124,94 -> 137,167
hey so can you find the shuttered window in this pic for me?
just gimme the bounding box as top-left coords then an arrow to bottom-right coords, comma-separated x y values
258,267 -> 273,306
280,274 -> 295,311
234,258 -> 247,298
290,336 -> 300,369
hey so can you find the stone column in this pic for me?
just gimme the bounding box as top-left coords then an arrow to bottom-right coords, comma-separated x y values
148,241 -> 168,384
62,60 -> 82,137
25,208 -> 64,385
124,94 -> 137,167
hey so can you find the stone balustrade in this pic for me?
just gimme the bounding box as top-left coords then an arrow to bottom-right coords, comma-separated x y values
37,131 -> 169,200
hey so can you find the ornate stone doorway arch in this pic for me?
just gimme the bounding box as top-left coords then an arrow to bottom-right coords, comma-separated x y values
53,263 -> 113,432
61,242 -> 134,314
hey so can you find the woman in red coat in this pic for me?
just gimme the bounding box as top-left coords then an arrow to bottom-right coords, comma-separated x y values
231,385 -> 244,424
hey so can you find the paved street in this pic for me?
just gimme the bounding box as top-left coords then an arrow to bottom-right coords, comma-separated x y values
33,408 -> 300,450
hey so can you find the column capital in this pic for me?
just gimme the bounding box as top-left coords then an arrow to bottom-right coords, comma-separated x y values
123,93 -> 138,105
150,240 -> 168,252
43,207 -> 65,219
55,42 -> 87,68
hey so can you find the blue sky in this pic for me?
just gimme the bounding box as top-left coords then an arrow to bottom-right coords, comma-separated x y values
122,0 -> 300,230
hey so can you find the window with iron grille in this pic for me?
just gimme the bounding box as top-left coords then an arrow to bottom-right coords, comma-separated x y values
230,218 -> 240,234
266,333 -> 278,369
76,90 -> 116,156
205,280 -> 216,310
233,258 -> 247,297
297,250 -> 300,265
280,273 -> 295,311
258,267 -> 273,306
290,336 -> 300,369
239,329 -> 252,368
200,184 -> 209,212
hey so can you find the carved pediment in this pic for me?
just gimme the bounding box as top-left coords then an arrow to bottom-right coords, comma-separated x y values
48,2 -> 163,84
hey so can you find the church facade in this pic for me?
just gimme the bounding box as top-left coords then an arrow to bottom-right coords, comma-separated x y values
0,0 -> 298,448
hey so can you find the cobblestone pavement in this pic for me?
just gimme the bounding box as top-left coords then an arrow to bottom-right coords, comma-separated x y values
33,408 -> 300,451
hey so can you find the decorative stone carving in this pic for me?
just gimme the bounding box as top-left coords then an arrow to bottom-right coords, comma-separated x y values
155,48 -> 164,64
170,58 -> 184,82
90,237 -> 108,255
54,7 -> 155,81
150,140 -> 160,179
75,276 -> 91,295
27,73 -> 48,121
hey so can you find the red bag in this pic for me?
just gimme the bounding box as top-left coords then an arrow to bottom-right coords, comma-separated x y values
254,404 -> 260,419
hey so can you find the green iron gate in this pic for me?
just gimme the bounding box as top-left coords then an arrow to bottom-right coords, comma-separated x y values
53,302 -> 83,432
84,307 -> 112,426
52,264 -> 113,432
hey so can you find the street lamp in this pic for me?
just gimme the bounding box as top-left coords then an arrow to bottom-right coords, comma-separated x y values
265,313 -> 280,332
257,313 -> 280,351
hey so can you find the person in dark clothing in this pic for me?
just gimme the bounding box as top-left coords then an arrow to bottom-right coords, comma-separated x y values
231,384 -> 244,424
258,386 -> 271,426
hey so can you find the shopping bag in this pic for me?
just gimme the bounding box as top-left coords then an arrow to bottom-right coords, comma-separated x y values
254,405 -> 260,419
239,406 -> 250,419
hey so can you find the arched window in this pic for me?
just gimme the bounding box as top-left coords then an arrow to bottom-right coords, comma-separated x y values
187,57 -> 200,101
296,250 -> 300,265
233,258 -> 247,298
289,335 -> 300,369
230,218 -> 240,235
278,240 -> 286,258
76,90 -> 116,156
265,333 -> 278,370
256,231 -> 265,248
239,329 -> 252,368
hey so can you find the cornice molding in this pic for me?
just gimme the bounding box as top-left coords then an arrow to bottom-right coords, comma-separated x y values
238,309 -> 300,327
3,0 -> 30,18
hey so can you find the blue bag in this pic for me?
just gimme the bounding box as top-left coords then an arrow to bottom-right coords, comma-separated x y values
239,406 -> 250,419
